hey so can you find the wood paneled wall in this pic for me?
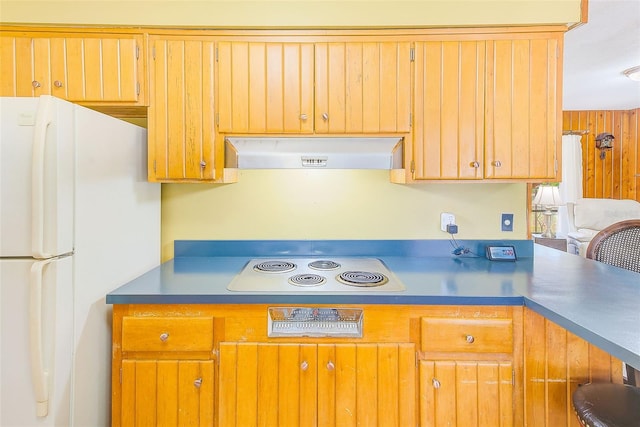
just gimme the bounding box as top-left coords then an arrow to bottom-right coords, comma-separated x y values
563,109 -> 640,201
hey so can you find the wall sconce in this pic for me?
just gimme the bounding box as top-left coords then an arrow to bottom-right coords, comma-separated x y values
595,132 -> 614,160
533,185 -> 564,238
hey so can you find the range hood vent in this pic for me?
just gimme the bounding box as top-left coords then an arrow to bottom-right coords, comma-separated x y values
225,137 -> 403,170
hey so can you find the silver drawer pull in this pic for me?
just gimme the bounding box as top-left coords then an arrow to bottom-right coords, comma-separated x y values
466,335 -> 475,343
300,113 -> 308,121
470,161 -> 480,168
321,112 -> 329,121
326,361 -> 335,371
32,80 -> 41,88
301,361 -> 309,371
492,160 -> 502,167
194,378 -> 202,388
159,332 -> 169,342
432,378 -> 441,389
53,80 -> 63,88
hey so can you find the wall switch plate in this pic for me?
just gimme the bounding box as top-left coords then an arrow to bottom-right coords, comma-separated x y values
501,213 -> 514,232
441,213 -> 456,232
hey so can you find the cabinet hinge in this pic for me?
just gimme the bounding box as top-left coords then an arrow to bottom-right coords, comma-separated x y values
135,44 -> 140,60
136,82 -> 140,96
152,46 -> 156,61
410,47 -> 415,62
215,113 -> 219,126
215,47 -> 218,62
409,112 -> 412,127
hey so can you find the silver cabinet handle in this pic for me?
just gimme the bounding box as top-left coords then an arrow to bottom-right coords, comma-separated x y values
199,161 -> 206,168
53,80 -> 63,88
326,361 -> 335,371
194,378 -> 202,388
466,335 -> 475,343
159,332 -> 169,342
300,361 -> 309,371
470,161 -> 480,168
32,80 -> 41,88
321,112 -> 329,121
492,160 -> 502,167
432,378 -> 441,389
299,113 -> 308,121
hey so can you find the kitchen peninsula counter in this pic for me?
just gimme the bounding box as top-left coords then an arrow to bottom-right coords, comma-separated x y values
106,239 -> 640,369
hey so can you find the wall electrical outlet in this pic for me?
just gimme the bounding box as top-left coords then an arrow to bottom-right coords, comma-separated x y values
501,213 -> 514,232
441,213 -> 456,232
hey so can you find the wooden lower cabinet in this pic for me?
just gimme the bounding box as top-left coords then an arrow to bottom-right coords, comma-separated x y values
120,359 -> 214,426
418,307 -> 519,427
523,309 -> 623,427
111,304 -> 623,427
218,342 -> 416,427
420,360 -> 513,427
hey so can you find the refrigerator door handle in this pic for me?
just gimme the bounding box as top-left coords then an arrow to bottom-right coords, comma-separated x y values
30,258 -> 53,417
31,96 -> 55,259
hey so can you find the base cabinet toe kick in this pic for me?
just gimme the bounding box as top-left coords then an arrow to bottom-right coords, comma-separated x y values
111,304 -> 622,427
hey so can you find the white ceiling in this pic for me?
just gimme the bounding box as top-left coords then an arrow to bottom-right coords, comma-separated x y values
563,0 -> 640,110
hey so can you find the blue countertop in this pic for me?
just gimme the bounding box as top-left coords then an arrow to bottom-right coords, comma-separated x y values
106,239 -> 640,368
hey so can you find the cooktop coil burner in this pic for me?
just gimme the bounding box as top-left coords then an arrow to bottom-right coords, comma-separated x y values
253,260 -> 296,273
227,257 -> 405,292
336,271 -> 389,287
288,274 -> 326,287
308,260 -> 341,270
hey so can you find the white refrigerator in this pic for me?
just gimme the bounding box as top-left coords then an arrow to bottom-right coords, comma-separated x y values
0,96 -> 160,426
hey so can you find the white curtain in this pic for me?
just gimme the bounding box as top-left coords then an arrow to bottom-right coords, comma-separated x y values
558,134 -> 584,234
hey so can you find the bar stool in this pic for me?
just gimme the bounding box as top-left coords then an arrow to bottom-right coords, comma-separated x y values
571,219 -> 640,426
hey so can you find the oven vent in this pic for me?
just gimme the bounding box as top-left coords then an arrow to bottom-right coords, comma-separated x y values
224,137 -> 403,170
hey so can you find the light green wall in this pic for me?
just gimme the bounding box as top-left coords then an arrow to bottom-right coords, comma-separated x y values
1,0 -> 581,27
161,171 -> 527,260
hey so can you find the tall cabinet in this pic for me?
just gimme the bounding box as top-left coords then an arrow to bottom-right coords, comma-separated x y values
147,36 -> 218,181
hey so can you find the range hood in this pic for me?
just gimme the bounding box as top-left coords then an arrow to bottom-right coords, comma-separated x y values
224,137 -> 403,169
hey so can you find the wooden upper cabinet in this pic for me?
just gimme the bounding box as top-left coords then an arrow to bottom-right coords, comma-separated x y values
412,33 -> 562,182
216,41 -> 315,134
148,36 -> 217,181
485,36 -> 561,180
314,41 -> 412,134
215,40 -> 411,135
413,40 -> 485,180
0,32 -> 144,105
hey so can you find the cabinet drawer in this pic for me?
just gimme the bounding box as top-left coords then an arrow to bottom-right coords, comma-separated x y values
121,316 -> 214,352
421,317 -> 513,353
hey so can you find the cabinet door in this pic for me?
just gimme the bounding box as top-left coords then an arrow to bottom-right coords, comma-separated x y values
0,35 -> 61,97
420,360 -> 513,427
314,42 -> 412,134
485,36 -> 561,180
64,34 -> 143,104
217,41 -> 314,134
0,32 -> 143,104
413,41 -> 485,180
219,342 -> 416,427
148,37 -> 216,181
119,359 -> 214,427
